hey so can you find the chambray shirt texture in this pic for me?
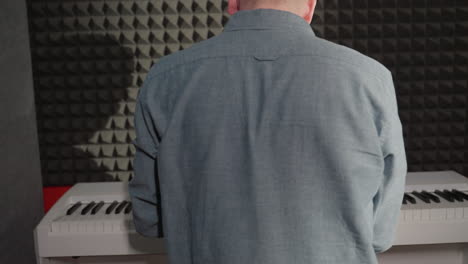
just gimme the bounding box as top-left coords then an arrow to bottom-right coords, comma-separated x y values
129,8 -> 407,264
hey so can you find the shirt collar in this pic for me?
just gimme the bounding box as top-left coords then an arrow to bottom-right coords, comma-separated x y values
223,8 -> 315,36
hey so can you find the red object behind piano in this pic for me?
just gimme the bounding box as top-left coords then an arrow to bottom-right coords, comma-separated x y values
43,186 -> 72,213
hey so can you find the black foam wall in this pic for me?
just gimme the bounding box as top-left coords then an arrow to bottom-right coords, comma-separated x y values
26,0 -> 468,186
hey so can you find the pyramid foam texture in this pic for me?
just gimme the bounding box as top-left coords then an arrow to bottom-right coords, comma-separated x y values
27,0 -> 468,185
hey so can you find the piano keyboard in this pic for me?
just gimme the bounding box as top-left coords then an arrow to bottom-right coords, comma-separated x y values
395,170 -> 468,246
50,200 -> 133,234
34,181 -> 166,264
399,189 -> 468,229
401,189 -> 468,222
403,189 -> 468,205
34,170 -> 468,264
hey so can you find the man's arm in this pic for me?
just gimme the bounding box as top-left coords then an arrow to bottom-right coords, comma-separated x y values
372,73 -> 408,253
128,87 -> 161,238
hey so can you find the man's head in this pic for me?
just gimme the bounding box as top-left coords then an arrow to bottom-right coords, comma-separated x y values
227,0 -> 317,24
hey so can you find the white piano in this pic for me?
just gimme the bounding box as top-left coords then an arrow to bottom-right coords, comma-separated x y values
34,170 -> 468,264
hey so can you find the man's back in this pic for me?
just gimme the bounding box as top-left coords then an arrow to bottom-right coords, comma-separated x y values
129,8 -> 407,264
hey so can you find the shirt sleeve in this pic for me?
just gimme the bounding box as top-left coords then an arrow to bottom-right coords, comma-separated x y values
128,82 -> 161,238
372,73 -> 408,253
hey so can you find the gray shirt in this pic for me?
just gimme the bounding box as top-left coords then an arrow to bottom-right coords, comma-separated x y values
129,8 -> 407,264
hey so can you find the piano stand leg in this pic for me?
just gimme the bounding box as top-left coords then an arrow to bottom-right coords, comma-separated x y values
463,244 -> 468,264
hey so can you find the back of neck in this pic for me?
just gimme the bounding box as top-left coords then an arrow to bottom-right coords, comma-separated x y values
239,4 -> 303,17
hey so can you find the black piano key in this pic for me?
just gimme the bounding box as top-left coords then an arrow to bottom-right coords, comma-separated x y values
91,201 -> 105,215
66,202 -> 82,215
444,189 -> 464,202
402,194 -> 408,204
115,201 -> 128,214
106,201 -> 119,214
124,202 -> 132,214
451,189 -> 468,201
420,191 -> 440,203
411,191 -> 431,203
81,201 -> 96,215
404,193 -> 416,204
434,189 -> 454,202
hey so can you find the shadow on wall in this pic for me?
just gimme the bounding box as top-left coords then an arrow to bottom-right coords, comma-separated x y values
32,31 -> 166,235
33,33 -> 139,186
29,0 -> 230,187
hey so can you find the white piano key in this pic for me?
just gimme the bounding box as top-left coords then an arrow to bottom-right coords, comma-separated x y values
69,214 -> 79,233
464,207 -> 468,218
403,210 -> 411,221
86,218 -> 96,233
51,218 -> 62,233
455,207 -> 464,219
112,219 -> 121,232
104,222 -> 114,233
94,209 -> 106,233
78,211 -> 87,233
447,207 -> 455,219
412,209 -> 421,221
95,221 -> 102,233
421,209 -> 430,221
429,208 -> 446,221
59,220 -> 69,233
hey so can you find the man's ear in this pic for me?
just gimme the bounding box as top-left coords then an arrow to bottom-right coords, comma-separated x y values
227,0 -> 240,15
303,0 -> 317,23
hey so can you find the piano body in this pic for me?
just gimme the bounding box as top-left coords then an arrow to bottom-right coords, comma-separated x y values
33,182 -> 168,264
34,170 -> 468,264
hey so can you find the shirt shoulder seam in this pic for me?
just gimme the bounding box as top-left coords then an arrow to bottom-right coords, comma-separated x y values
145,53 -> 389,86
